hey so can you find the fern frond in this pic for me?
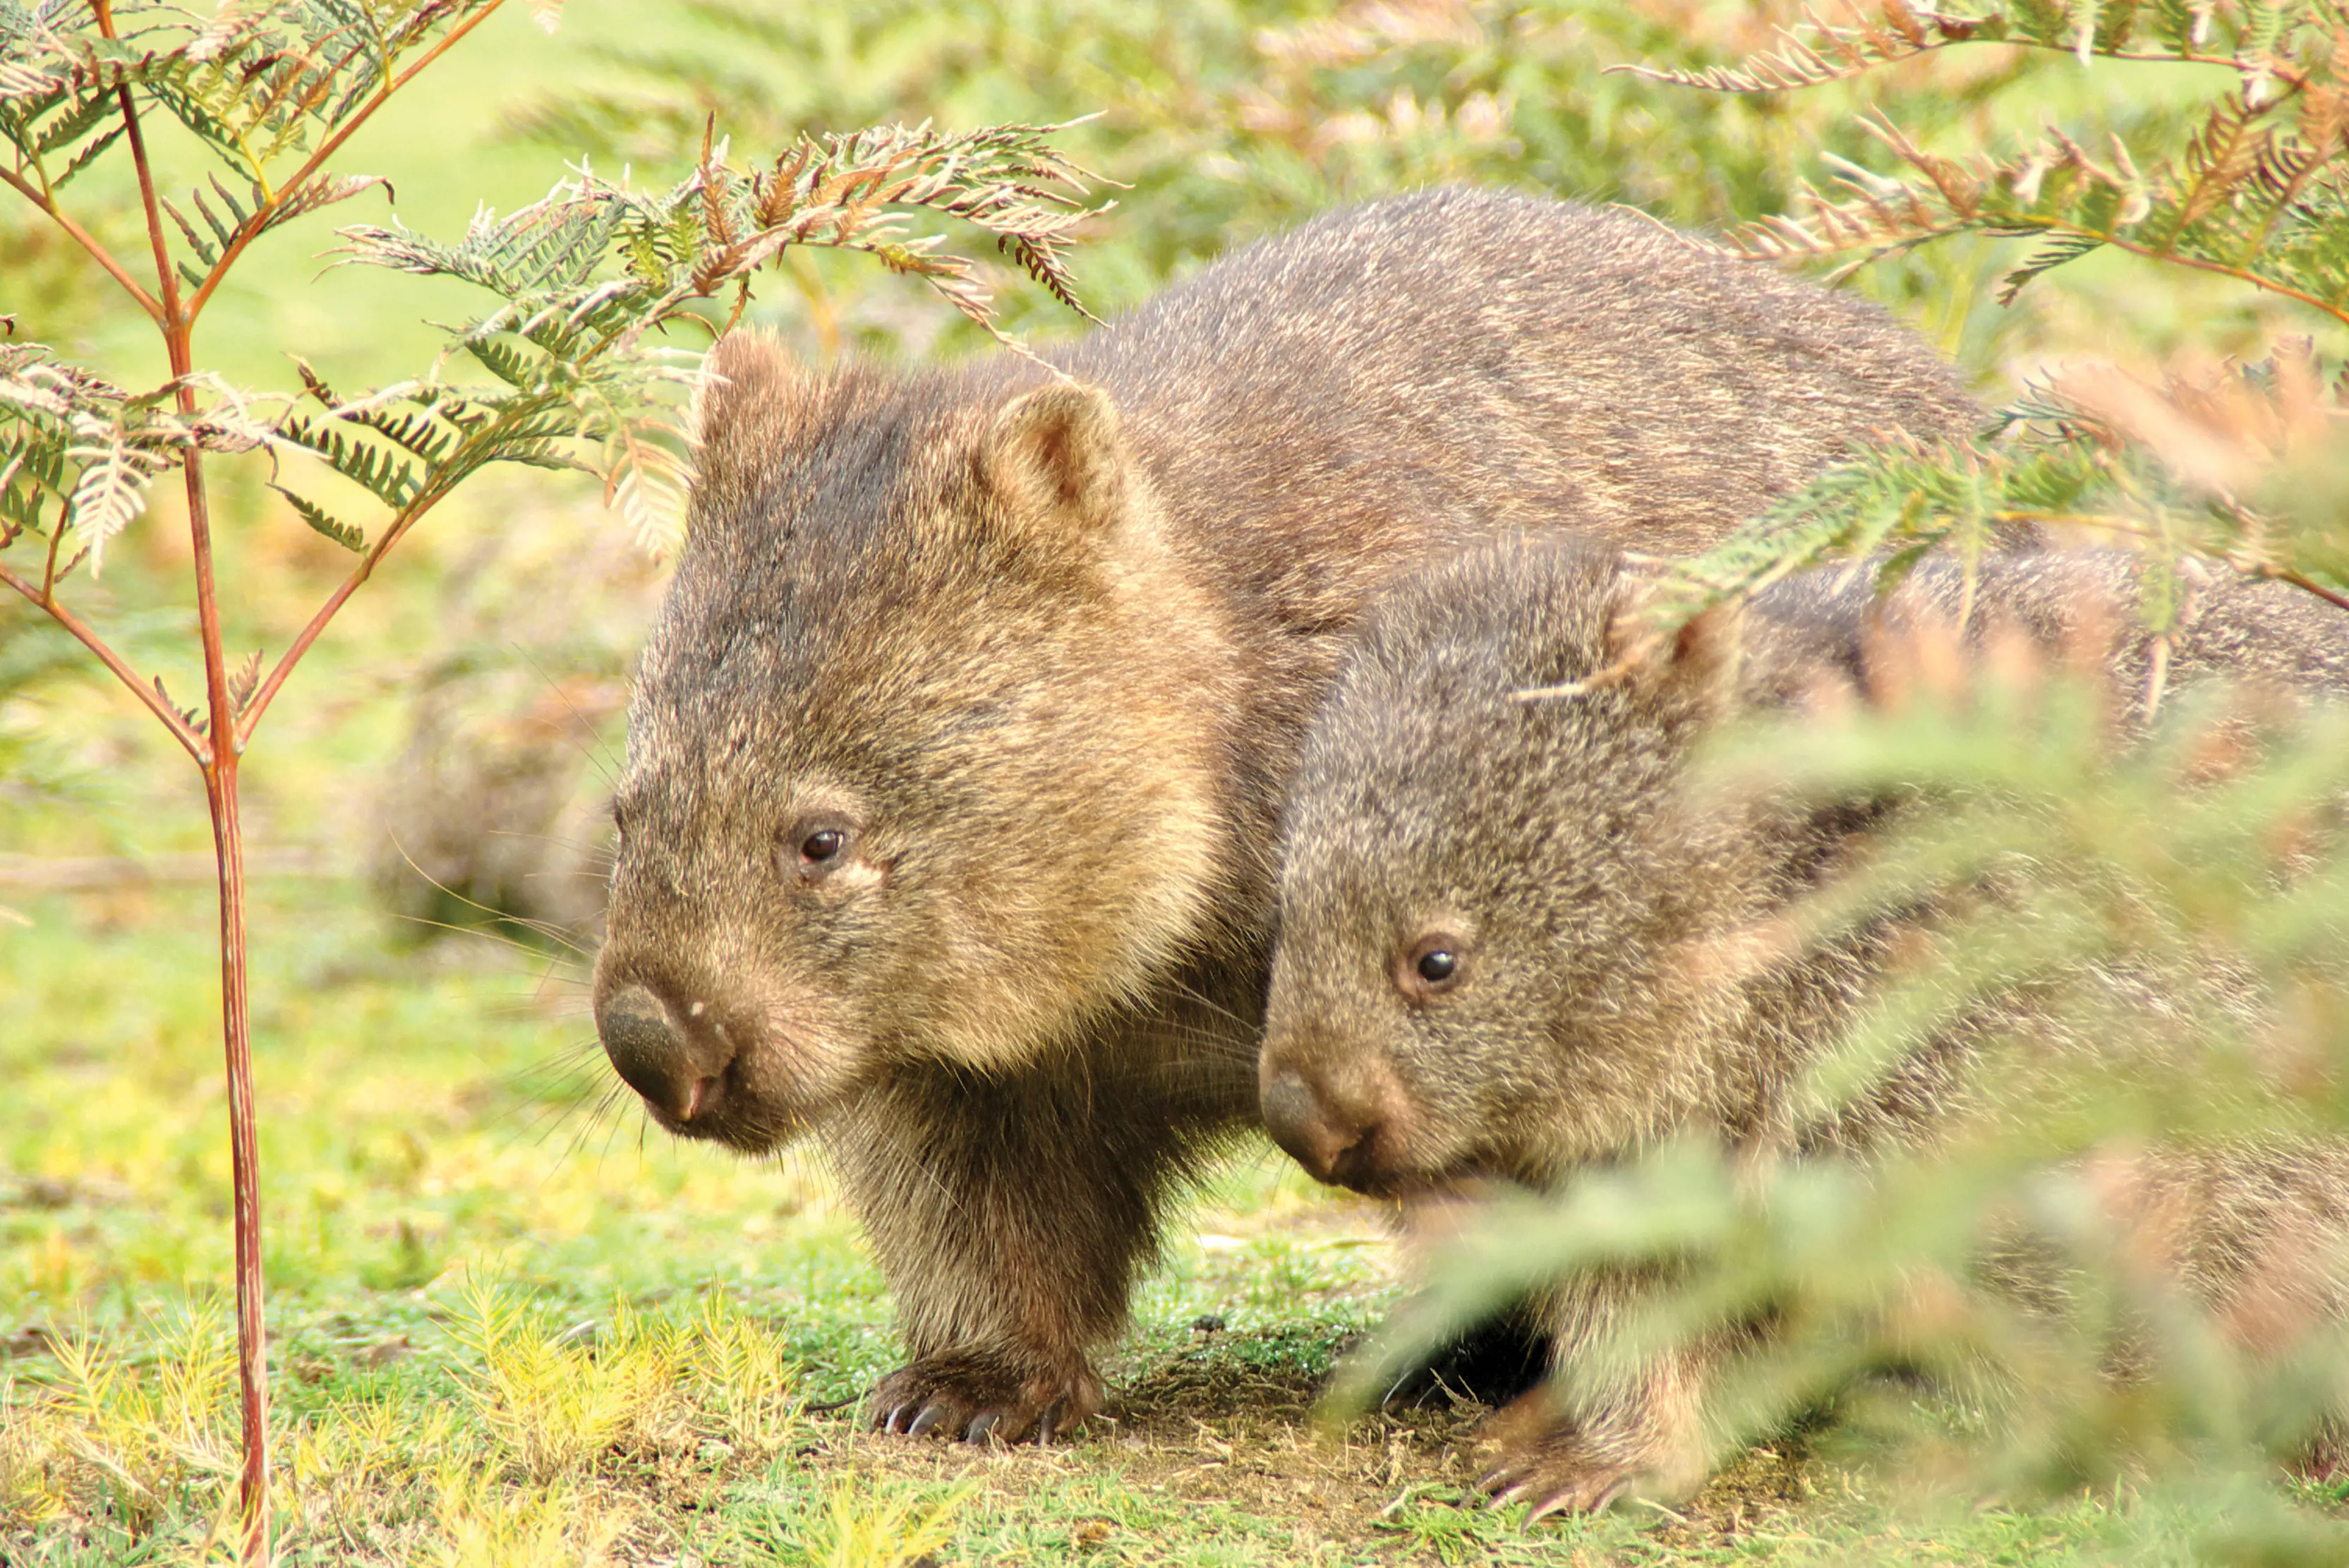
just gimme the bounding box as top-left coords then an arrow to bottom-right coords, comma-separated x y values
1616,0 -> 2293,97
1660,349 -> 2347,634
278,411 -> 425,508
1614,1 -> 2003,92
1705,83 -> 2349,322
61,416 -> 159,577
270,484 -> 365,552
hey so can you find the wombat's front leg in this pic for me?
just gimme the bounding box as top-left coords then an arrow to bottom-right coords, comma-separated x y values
821,1054 -> 1218,1444
1473,1277 -> 1714,1518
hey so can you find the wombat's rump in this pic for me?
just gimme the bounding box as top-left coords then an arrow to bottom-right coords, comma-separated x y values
591,188 -> 1983,1445
1261,536 -> 2349,1512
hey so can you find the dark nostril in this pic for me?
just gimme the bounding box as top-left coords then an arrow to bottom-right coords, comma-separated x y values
1261,1071 -> 1372,1186
597,982 -> 714,1123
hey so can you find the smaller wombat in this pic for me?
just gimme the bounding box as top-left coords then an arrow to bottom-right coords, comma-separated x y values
1260,536 -> 2349,1514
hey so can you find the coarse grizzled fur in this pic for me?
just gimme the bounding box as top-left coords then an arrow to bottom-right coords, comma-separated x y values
1260,535 -> 2349,1515
589,186 -> 1984,1444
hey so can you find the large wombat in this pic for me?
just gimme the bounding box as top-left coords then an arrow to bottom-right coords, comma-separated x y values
1261,536 -> 2349,1512
591,187 -> 1982,1442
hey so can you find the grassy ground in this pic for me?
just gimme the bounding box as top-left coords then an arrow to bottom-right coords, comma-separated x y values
1,878 -> 2336,1566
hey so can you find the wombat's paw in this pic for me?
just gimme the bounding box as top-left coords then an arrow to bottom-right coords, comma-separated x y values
1475,1437 -> 1643,1520
1471,1396 -> 1705,1521
868,1353 -> 1103,1445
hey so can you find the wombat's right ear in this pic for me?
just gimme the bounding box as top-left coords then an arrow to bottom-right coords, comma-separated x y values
980,382 -> 1130,550
689,332 -> 806,527
1607,584 -> 1743,712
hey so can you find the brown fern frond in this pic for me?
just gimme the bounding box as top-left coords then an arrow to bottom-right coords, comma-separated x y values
2173,97 -> 2274,230
1610,0 -> 2261,97
1610,4 -> 1976,92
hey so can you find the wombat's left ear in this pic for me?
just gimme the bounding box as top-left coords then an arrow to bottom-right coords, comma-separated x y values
982,382 -> 1129,545
1607,585 -> 1744,711
690,331 -> 808,531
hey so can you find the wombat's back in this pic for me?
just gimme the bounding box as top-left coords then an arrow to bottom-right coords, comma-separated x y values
1751,550 -> 2349,722
1063,186 -> 1983,609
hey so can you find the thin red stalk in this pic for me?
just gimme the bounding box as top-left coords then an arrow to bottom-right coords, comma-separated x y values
0,164 -> 165,322
2266,568 -> 2349,615
184,0 -> 512,324
236,493 -> 435,746
201,752 -> 265,1568
2027,225 -> 2349,330
0,559 -> 205,759
40,519 -> 65,601
96,0 -> 271,1554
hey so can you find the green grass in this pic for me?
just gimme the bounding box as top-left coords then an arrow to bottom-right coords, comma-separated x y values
3,878 -> 2340,1565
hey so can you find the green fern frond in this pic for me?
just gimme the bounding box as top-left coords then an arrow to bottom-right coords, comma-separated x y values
277,411 -> 426,508
270,484 -> 365,552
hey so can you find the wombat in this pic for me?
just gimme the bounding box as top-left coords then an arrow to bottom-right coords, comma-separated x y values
589,186 -> 1985,1444
1260,535 -> 2349,1513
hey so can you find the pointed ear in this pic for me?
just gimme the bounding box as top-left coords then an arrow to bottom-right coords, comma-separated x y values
982,382 -> 1130,543
690,331 -> 807,527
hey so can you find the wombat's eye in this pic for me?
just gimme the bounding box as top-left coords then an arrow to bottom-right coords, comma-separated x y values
779,812 -> 871,888
1396,931 -> 1469,1004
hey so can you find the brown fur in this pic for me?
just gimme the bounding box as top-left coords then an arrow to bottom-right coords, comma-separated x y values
1260,536 -> 2349,1512
590,188 -> 1982,1442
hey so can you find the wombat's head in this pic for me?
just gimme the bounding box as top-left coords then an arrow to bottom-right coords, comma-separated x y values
1261,536 -> 1753,1195
591,335 -> 1226,1152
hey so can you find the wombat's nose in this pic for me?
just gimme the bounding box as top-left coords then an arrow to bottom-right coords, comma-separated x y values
596,983 -> 729,1123
1262,1070 -> 1380,1187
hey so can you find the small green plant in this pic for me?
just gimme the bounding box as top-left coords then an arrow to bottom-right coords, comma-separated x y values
755,1479 -> 970,1568
0,3 -> 1100,1555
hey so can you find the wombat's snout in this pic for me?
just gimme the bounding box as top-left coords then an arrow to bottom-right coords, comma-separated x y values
1261,1056 -> 1413,1193
596,982 -> 735,1126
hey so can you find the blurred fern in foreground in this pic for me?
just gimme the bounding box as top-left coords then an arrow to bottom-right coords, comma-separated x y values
1343,0 -> 2349,1545
1650,0 -> 2349,624
1348,641 -> 2349,1547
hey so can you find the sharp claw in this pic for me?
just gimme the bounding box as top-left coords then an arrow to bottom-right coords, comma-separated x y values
1488,1480 -> 1530,1509
1525,1491 -> 1575,1524
1037,1401 -> 1063,1445
887,1404 -> 915,1435
965,1411 -> 1001,1443
906,1403 -> 948,1437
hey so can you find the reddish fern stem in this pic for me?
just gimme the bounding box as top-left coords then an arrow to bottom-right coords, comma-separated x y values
96,0 -> 271,1555
0,558 -> 205,759
236,486 -> 442,747
2263,568 -> 2349,615
1610,38 -> 2288,90
39,514 -> 64,599
0,164 -> 165,322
